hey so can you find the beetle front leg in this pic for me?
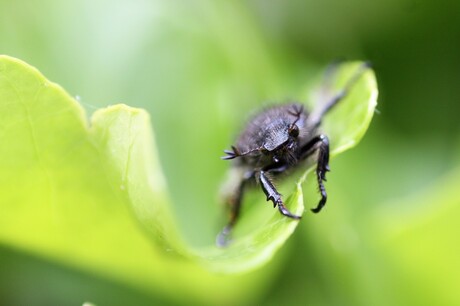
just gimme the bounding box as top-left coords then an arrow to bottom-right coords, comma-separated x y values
258,170 -> 302,219
300,134 -> 330,213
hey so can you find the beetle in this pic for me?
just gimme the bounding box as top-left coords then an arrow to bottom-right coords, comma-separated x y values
217,62 -> 370,246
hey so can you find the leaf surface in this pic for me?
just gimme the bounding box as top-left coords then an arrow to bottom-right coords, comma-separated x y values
0,56 -> 377,283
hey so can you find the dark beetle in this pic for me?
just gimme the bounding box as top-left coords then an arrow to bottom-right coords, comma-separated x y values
217,62 -> 370,246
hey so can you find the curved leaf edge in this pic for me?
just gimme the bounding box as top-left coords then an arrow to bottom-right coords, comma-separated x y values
0,55 -> 378,275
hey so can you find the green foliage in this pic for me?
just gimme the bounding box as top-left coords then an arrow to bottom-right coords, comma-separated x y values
0,55 -> 376,303
1,1 -> 460,304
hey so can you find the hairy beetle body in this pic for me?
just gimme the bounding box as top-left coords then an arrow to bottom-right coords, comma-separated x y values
217,63 -> 370,246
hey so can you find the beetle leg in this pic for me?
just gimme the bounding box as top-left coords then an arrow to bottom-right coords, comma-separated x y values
320,59 -> 344,90
258,170 -> 302,219
300,134 -> 330,213
308,62 -> 371,127
216,172 -> 253,247
263,163 -> 288,174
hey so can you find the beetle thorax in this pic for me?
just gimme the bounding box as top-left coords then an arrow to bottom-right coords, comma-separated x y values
262,119 -> 291,151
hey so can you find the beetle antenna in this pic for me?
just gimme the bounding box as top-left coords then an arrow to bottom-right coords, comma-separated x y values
222,146 -> 262,160
288,104 -> 304,130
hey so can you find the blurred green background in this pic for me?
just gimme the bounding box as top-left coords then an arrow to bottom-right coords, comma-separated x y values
1,0 -> 460,305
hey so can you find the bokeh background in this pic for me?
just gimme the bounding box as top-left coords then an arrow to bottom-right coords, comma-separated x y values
1,0 -> 460,305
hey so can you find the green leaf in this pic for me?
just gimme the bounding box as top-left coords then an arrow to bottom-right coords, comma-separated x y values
0,55 -> 377,287
88,60 -> 378,273
0,55 -> 270,305
88,91 -> 305,273
306,62 -> 378,157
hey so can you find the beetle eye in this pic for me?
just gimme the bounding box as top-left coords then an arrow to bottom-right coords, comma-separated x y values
289,124 -> 299,137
